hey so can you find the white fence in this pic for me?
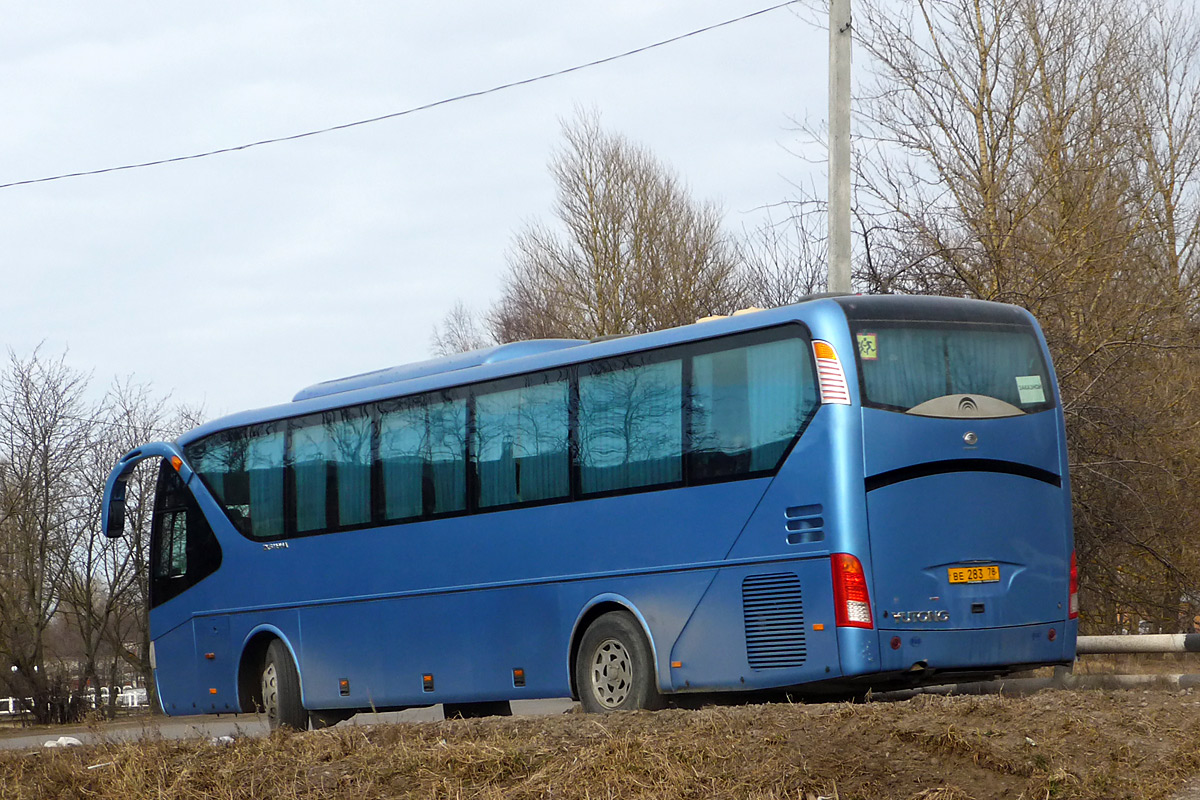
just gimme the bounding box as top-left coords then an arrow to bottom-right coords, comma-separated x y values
0,686 -> 148,716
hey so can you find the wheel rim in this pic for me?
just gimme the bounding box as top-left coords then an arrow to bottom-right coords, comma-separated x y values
589,638 -> 633,708
261,661 -> 279,725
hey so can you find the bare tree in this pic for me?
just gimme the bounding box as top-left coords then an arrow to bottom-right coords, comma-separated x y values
738,203 -> 829,306
489,110 -> 744,341
430,300 -> 494,357
0,348 -> 96,723
60,376 -> 186,716
850,0 -> 1200,630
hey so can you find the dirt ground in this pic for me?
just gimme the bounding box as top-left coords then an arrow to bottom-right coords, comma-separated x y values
1,687 -> 1199,800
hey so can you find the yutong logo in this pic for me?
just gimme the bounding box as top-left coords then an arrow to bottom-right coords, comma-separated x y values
891,610 -> 950,623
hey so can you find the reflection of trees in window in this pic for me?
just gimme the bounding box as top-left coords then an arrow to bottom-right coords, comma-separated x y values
185,424 -> 284,539
379,395 -> 467,520
579,359 -> 682,493
323,410 -> 372,529
245,427 -> 285,538
426,397 -> 467,515
188,430 -> 250,533
474,376 -> 569,507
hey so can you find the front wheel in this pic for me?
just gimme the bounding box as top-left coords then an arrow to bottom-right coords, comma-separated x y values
574,611 -> 664,713
261,639 -> 306,730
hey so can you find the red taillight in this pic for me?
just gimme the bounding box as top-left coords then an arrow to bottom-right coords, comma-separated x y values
1068,550 -> 1079,619
832,553 -> 874,629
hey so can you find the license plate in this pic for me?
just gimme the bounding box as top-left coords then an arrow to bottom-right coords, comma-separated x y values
948,565 -> 1000,584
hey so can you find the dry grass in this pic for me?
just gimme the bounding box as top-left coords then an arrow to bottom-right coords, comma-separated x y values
1,689 -> 1198,799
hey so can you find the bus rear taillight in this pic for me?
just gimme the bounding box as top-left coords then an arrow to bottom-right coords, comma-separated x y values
832,553 -> 874,628
1068,550 -> 1079,619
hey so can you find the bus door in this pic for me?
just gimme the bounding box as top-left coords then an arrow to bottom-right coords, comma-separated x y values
104,445 -> 227,712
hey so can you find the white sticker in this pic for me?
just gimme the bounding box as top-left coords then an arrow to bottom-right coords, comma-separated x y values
1016,376 -> 1045,404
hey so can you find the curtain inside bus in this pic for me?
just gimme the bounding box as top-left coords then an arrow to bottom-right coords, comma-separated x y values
853,323 -> 1053,413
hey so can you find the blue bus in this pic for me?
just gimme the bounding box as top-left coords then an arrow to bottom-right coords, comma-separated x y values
102,295 -> 1077,728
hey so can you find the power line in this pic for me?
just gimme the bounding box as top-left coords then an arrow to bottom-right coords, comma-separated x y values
0,2 -> 800,191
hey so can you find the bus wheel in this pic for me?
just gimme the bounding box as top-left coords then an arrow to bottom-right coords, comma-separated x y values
261,640 -> 306,730
575,611 -> 664,713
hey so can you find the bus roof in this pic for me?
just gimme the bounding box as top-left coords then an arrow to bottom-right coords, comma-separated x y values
177,294 -> 1035,446
292,338 -> 587,403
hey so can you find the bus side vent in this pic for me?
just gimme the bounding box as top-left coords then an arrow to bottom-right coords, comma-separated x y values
785,504 -> 825,544
743,573 -> 806,669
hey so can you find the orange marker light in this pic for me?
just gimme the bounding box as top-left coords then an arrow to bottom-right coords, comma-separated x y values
209,688 -> 218,695
671,661 -> 683,669
812,624 -> 825,631
170,456 -> 183,471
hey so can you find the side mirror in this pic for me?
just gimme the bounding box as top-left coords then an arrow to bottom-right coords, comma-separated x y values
104,480 -> 127,538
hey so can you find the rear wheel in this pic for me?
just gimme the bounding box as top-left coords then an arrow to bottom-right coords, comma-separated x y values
575,611 -> 664,713
443,700 -> 513,719
261,639 -> 306,730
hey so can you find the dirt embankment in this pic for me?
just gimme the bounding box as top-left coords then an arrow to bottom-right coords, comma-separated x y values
1,689 -> 1198,799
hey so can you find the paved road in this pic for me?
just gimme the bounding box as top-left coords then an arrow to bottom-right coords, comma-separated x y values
0,698 -> 577,751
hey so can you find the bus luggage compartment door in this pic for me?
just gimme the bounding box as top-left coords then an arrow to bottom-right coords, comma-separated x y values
866,470 -> 1070,631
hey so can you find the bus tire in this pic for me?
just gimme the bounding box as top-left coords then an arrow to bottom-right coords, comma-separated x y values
575,611 -> 664,713
443,700 -> 513,719
261,639 -> 306,730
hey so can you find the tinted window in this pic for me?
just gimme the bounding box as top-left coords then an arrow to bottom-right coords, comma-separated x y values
378,399 -> 425,521
427,397 -> 468,514
378,394 -> 467,521
290,410 -> 372,533
150,461 -> 222,607
474,373 -> 569,508
851,322 -> 1054,413
579,358 -> 682,494
184,324 -> 814,540
188,423 -> 285,540
690,336 -> 817,480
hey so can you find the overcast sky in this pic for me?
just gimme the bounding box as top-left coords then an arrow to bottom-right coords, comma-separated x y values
0,1 -> 829,421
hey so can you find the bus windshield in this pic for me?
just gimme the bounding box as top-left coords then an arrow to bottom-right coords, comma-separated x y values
850,321 -> 1054,415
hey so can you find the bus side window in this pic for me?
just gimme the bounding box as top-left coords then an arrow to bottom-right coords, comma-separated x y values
474,375 -> 570,509
578,357 -> 683,495
689,336 -> 817,482
150,461 -> 223,608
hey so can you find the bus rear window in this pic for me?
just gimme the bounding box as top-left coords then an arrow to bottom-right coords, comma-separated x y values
851,322 -> 1054,415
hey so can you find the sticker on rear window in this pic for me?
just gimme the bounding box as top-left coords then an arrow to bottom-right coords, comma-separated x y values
856,333 -> 878,360
1016,376 -> 1045,404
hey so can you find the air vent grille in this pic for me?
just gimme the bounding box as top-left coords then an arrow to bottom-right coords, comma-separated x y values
743,573 -> 806,669
785,504 -> 824,544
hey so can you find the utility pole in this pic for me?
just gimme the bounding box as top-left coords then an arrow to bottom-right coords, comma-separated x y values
828,0 -> 852,293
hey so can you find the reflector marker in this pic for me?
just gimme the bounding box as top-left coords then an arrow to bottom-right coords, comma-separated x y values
1068,551 -> 1079,619
812,340 -> 851,405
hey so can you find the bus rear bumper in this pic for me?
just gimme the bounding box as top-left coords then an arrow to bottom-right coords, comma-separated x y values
845,619 -> 1077,681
